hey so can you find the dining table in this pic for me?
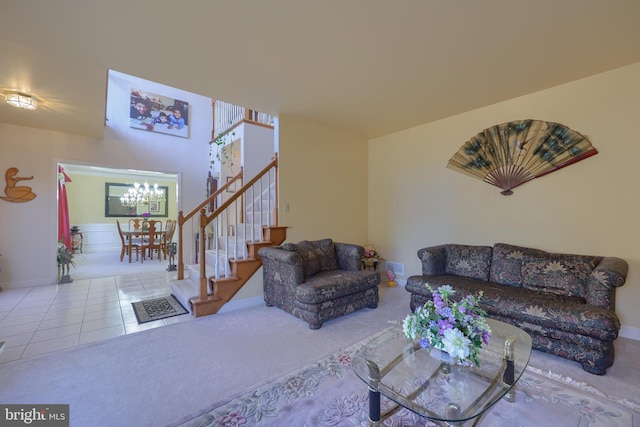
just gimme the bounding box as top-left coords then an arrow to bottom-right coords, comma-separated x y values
122,228 -> 167,263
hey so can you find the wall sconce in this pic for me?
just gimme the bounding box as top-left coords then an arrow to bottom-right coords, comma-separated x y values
5,92 -> 38,110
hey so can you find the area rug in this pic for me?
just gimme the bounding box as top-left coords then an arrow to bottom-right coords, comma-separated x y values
131,294 -> 187,324
173,328 -> 638,427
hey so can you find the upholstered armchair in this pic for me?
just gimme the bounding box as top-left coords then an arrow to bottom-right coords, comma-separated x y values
258,238 -> 380,329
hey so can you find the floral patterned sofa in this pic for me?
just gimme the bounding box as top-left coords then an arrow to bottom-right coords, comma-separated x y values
405,243 -> 628,375
258,239 -> 380,329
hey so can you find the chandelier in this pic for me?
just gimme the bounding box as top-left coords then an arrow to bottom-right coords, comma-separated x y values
120,182 -> 165,208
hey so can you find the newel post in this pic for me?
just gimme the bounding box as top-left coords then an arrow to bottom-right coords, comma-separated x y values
199,208 -> 208,300
177,210 -> 185,280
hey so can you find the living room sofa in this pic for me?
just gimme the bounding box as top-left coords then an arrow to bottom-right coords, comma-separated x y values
405,243 -> 628,375
258,239 -> 380,329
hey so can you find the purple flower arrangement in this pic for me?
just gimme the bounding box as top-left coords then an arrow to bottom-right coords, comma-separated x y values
402,284 -> 491,366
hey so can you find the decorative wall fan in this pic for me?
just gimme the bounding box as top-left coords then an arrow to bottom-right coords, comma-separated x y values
447,120 -> 598,195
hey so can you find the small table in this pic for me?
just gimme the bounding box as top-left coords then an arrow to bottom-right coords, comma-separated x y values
123,229 -> 166,263
361,257 -> 384,271
71,229 -> 83,253
352,319 -> 532,426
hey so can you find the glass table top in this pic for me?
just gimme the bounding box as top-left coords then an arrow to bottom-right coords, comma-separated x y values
352,318 -> 532,424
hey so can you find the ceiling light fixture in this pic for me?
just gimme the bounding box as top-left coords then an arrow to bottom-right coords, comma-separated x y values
5,92 -> 38,110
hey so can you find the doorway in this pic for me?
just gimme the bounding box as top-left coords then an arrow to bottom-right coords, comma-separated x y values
57,162 -> 179,280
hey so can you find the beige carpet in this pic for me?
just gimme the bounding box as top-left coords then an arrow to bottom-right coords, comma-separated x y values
174,328 -> 639,426
0,283 -> 637,427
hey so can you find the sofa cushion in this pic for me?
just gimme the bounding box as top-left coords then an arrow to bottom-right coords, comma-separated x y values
444,244 -> 492,281
521,256 -> 597,299
282,242 -> 320,279
586,257 -> 625,309
407,274 -> 620,341
293,239 -> 339,279
294,241 -> 322,278
295,270 -> 380,304
490,243 -> 547,287
313,238 -> 339,271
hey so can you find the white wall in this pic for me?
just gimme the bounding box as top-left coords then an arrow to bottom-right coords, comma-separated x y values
368,62 -> 640,337
0,70 -> 212,288
278,115 -> 370,245
241,122 -> 276,182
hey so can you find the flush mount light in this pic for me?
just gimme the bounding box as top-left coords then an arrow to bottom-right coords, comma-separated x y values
5,92 -> 38,110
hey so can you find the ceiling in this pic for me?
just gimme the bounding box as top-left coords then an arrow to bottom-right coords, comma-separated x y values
1,1 -> 639,140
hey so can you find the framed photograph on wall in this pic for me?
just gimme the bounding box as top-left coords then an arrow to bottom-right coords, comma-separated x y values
129,88 -> 190,138
149,201 -> 160,213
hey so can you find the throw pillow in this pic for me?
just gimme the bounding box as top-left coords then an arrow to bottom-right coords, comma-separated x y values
313,238 -> 339,271
444,245 -> 492,281
296,240 -> 322,278
521,257 -> 595,298
281,243 -> 298,252
490,243 -> 547,287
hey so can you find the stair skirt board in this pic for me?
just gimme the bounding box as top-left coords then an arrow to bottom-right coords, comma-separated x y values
170,279 -> 264,314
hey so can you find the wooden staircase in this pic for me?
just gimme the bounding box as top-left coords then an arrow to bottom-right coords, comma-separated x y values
186,225 -> 286,317
171,156 -> 284,317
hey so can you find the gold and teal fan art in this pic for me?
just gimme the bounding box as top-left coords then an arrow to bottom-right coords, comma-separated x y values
447,120 -> 598,195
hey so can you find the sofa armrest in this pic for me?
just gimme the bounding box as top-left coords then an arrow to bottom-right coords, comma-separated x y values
258,246 -> 304,287
334,243 -> 364,271
417,245 -> 447,276
587,256 -> 629,309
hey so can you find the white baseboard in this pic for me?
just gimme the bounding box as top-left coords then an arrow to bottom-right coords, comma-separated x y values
619,325 -> 640,341
217,295 -> 264,314
1,277 -> 56,289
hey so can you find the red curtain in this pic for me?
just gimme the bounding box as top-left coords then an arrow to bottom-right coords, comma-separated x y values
58,165 -> 72,250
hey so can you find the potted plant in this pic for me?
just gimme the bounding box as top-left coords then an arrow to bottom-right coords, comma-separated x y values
56,240 -> 75,284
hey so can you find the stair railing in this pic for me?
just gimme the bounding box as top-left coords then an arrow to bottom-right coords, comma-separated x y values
177,155 -> 279,303
176,170 -> 240,280
213,100 -> 276,139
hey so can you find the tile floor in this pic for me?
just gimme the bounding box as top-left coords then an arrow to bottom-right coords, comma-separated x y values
0,271 -> 193,364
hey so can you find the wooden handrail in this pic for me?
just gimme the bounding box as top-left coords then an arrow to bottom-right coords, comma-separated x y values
176,154 -> 279,282
176,170 -> 242,279
180,170 -> 243,226
204,158 -> 276,224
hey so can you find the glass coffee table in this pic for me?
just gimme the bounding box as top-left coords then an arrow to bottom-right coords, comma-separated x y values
352,319 -> 532,426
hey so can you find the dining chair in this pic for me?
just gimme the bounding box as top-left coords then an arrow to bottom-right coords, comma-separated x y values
161,219 -> 177,256
129,218 -> 141,231
141,220 -> 164,262
116,219 -> 141,262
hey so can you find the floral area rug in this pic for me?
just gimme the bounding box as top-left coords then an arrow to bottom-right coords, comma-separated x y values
175,329 -> 638,427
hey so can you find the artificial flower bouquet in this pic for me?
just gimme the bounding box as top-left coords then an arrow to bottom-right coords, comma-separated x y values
56,240 -> 75,267
402,284 -> 491,366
